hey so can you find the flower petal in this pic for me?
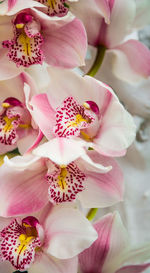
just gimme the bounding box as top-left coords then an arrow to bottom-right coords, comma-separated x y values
29,252 -> 78,273
6,0 -> 43,15
78,152 -> 124,207
79,212 -> 129,273
0,48 -> 23,80
17,128 -> 39,155
42,17 -> 87,68
44,206 -> 98,259
33,138 -> 87,165
30,93 -> 55,139
0,154 -> 48,216
95,0 -> 111,23
109,40 -> 150,83
105,0 -> 136,48
116,264 -> 150,273
94,91 -> 136,157
70,0 -> 103,46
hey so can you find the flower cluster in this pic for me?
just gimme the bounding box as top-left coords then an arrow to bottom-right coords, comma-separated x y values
0,1 -> 150,273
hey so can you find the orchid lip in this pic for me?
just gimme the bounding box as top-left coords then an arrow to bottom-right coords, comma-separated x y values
2,11 -> 44,68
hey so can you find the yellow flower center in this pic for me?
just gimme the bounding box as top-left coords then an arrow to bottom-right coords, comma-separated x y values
18,234 -> 34,253
3,116 -> 17,133
47,0 -> 57,9
57,168 -> 68,191
18,33 -> 32,56
67,114 -> 88,128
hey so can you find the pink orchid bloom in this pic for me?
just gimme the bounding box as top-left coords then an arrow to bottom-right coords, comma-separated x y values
35,0 -> 111,24
29,67 -> 136,157
0,8 -> 87,78
79,212 -> 150,273
0,0 -> 44,15
74,0 -> 150,83
94,46 -> 150,119
0,71 -> 46,155
0,137 -> 124,216
0,204 -> 97,272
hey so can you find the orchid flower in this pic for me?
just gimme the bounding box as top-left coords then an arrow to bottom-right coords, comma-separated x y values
73,0 -> 150,83
0,72 -> 46,155
0,204 -> 97,272
79,212 -> 150,273
0,137 -> 124,216
29,67 -> 136,157
0,8 -> 87,78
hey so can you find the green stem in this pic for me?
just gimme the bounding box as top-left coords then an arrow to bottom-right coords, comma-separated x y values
87,45 -> 106,77
86,208 -> 98,221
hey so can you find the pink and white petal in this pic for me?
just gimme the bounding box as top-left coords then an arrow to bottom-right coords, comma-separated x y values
44,206 -> 98,259
109,40 -> 150,83
116,264 -> 150,273
6,0 -> 44,15
102,212 -> 129,273
0,48 -> 23,80
79,213 -> 115,273
33,138 -> 87,166
78,151 -> 112,174
17,128 -> 39,155
78,152 -> 124,207
31,7 -> 75,30
79,213 -> 129,273
45,67 -> 117,110
105,0 -> 136,48
42,18 -> 87,68
22,72 -> 39,98
94,97 -> 136,157
30,93 -> 55,139
70,0 -> 103,46
95,0 -> 111,23
27,63 -> 51,93
4,152 -> 41,169
29,253 -> 78,273
0,72 -> 26,103
0,155 -> 48,216
26,130 -> 44,153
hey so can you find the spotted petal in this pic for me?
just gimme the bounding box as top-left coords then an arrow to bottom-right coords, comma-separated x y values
54,96 -> 95,138
46,161 -> 85,203
0,219 -> 41,271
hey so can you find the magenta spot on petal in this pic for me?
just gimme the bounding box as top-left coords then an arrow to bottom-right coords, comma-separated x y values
14,12 -> 33,25
4,97 -> 22,107
22,216 -> 39,228
86,101 -> 100,115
